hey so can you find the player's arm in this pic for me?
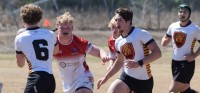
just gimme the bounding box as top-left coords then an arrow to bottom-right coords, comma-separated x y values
104,53 -> 124,79
142,40 -> 162,65
107,52 -> 116,71
184,40 -> 200,62
107,59 -> 115,71
97,53 -> 124,89
16,53 -> 25,68
193,42 -> 200,58
161,34 -> 171,47
88,45 -> 109,64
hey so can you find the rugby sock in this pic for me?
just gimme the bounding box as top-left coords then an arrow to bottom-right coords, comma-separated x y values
180,87 -> 196,93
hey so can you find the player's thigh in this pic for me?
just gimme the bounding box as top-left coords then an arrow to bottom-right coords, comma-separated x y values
107,79 -> 131,93
169,80 -> 189,92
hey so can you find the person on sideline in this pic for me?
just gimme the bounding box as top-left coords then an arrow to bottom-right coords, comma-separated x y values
97,7 -> 161,93
53,12 -> 109,93
161,4 -> 199,93
14,4 -> 58,93
107,17 -> 121,71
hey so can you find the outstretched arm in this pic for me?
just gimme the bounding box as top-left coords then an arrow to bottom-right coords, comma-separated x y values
97,53 -> 124,89
88,45 -> 109,64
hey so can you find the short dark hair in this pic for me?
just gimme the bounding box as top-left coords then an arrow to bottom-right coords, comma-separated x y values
178,4 -> 191,14
115,7 -> 133,24
20,4 -> 43,25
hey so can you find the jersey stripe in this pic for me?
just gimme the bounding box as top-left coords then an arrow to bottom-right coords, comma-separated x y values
143,45 -> 152,78
26,57 -> 33,73
191,39 -> 196,54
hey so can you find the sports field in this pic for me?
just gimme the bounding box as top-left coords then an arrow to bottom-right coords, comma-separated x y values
0,31 -> 199,93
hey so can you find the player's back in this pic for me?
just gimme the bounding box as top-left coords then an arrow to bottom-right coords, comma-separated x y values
15,27 -> 56,74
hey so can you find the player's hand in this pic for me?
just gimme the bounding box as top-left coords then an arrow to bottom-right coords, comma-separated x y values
97,77 -> 108,89
183,54 -> 195,62
101,56 -> 110,65
124,59 -> 140,68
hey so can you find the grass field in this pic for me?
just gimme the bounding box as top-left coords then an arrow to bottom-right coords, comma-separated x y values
0,31 -> 199,93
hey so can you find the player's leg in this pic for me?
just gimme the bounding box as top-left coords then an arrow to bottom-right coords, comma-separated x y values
75,77 -> 93,93
140,77 -> 154,93
24,72 -> 41,93
24,71 -> 53,93
169,81 -> 189,93
107,79 -> 131,93
170,60 -> 196,93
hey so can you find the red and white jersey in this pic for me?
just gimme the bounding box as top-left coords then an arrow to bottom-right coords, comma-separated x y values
108,35 -> 117,59
54,35 -> 93,90
166,21 -> 200,60
115,27 -> 154,80
14,27 -> 57,74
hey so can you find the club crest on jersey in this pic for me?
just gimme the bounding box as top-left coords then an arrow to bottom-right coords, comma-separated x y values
120,43 -> 135,59
173,32 -> 187,48
59,62 -> 66,68
71,48 -> 78,54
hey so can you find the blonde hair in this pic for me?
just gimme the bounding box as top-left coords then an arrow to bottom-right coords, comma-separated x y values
108,17 -> 116,28
56,12 -> 74,25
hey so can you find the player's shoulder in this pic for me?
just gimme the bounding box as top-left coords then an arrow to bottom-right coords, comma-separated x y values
134,27 -> 151,36
108,35 -> 115,42
73,35 -> 88,43
115,36 -> 123,44
169,21 -> 179,28
39,28 -> 54,33
17,28 -> 27,35
37,28 -> 55,36
190,22 -> 200,29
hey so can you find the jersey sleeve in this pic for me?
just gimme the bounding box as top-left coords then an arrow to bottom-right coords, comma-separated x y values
73,35 -> 90,53
115,38 -> 121,54
166,23 -> 173,36
85,42 -> 93,53
108,52 -> 117,59
194,26 -> 200,41
108,36 -> 116,53
14,35 -> 23,54
49,30 -> 57,46
140,29 -> 154,46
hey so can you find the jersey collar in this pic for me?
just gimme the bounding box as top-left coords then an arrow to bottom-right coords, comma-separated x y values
26,27 -> 40,30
